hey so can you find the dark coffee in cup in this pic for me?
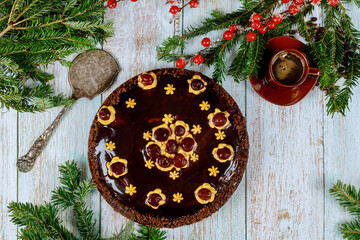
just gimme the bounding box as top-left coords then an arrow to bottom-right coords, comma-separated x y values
271,52 -> 304,85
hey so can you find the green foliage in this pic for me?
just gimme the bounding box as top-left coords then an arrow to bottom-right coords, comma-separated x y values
8,160 -> 167,240
0,0 -> 114,112
157,0 -> 360,116
330,180 -> 360,239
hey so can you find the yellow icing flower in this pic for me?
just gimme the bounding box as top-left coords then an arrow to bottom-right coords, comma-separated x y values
208,166 -> 219,177
106,141 -> 116,151
215,130 -> 226,140
106,157 -> 128,178
126,98 -> 136,108
190,153 -> 199,162
187,75 -> 208,95
195,183 -> 217,204
97,106 -> 116,125
143,131 -> 152,141
207,108 -> 230,130
191,124 -> 202,135
125,184 -> 137,196
199,101 -> 210,111
138,72 -> 157,90
212,143 -> 234,163
173,193 -> 184,203
162,114 -> 173,124
164,84 -> 176,95
146,189 -> 166,209
169,170 -> 179,180
145,159 -> 155,169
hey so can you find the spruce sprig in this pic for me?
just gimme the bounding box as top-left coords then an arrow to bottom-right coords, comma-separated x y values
0,0 -> 114,113
8,161 -> 167,240
330,180 -> 360,239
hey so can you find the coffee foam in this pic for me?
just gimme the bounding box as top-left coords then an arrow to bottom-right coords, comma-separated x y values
272,52 -> 303,84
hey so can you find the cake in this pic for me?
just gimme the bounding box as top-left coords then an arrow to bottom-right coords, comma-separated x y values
88,68 -> 249,228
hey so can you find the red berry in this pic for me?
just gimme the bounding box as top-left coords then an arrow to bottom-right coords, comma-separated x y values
328,0 -> 339,5
197,188 -> 212,201
258,25 -> 267,34
266,20 -> 276,29
272,14 -> 282,24
176,58 -> 186,68
193,55 -> 204,65
107,0 -> 117,9
294,0 -> 304,5
229,24 -> 238,33
246,32 -> 256,42
170,5 -> 179,14
189,0 -> 199,8
252,13 -> 262,22
130,0 -> 137,1
251,21 -> 261,30
289,4 -> 299,14
311,0 -> 321,4
201,37 -> 211,47
223,30 -> 234,40
282,0 -> 290,3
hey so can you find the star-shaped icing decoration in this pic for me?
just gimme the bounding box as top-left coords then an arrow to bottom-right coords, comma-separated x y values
145,159 -> 155,169
143,131 -> 152,141
190,152 -> 199,162
208,166 -> 219,177
169,170 -> 179,180
199,101 -> 210,111
164,84 -> 176,95
125,184 -> 137,196
215,130 -> 226,140
173,192 -> 184,203
162,114 -> 173,124
126,98 -> 136,108
106,141 -> 116,151
191,124 -> 202,135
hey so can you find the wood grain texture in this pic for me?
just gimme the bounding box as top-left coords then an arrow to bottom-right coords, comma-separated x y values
0,110 -> 17,240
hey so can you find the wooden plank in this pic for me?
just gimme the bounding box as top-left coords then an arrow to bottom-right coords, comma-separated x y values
17,60 -> 102,234
165,1 -> 246,239
100,0 -> 175,236
0,109 -> 18,240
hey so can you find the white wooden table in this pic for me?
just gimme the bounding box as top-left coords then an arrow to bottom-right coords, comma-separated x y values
1,1 -> 360,239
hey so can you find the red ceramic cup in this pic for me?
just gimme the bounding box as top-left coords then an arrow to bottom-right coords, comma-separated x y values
266,49 -> 321,88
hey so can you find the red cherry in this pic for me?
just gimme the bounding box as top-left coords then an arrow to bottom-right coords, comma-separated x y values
110,162 -> 126,176
328,0 -> 339,6
272,15 -> 282,24
176,58 -> 186,68
282,0 -> 290,3
223,30 -> 234,40
189,0 -> 199,8
140,74 -> 154,86
266,20 -> 276,29
197,188 -> 212,201
170,5 -> 179,14
174,126 -> 186,136
212,112 -> 228,127
252,13 -> 262,22
201,37 -> 211,47
217,147 -> 232,160
130,0 -> 138,1
173,154 -> 188,168
258,25 -> 267,34
180,137 -> 195,152
289,4 -> 299,14
251,21 -> 261,30
193,55 -> 204,65
246,32 -> 256,42
107,0 -> 117,9
294,0 -> 304,4
166,140 -> 179,154
99,108 -> 111,121
311,0 -> 321,4
147,193 -> 162,207
153,128 -> 170,142
146,144 -> 161,159
191,79 -> 205,91
156,156 -> 172,168
229,24 -> 238,33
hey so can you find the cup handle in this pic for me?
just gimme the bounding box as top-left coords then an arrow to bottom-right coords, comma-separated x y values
308,68 -> 321,76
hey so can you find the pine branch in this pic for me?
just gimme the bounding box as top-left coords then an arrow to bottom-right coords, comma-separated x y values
132,225 -> 167,240
330,180 -> 360,218
340,219 -> 360,240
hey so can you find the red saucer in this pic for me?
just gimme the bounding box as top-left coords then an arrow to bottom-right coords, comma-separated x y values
249,36 -> 320,106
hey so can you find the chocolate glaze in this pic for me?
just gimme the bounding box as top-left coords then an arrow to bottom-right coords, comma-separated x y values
88,68 -> 249,228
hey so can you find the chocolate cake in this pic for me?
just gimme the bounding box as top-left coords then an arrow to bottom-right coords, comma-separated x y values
88,68 -> 249,228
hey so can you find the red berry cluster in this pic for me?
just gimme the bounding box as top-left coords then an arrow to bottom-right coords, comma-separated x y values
169,0 -> 200,15
107,0 -> 137,9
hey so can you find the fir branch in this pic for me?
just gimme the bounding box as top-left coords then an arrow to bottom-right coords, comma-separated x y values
132,225 -> 166,240
340,219 -> 360,240
330,180 -> 360,218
